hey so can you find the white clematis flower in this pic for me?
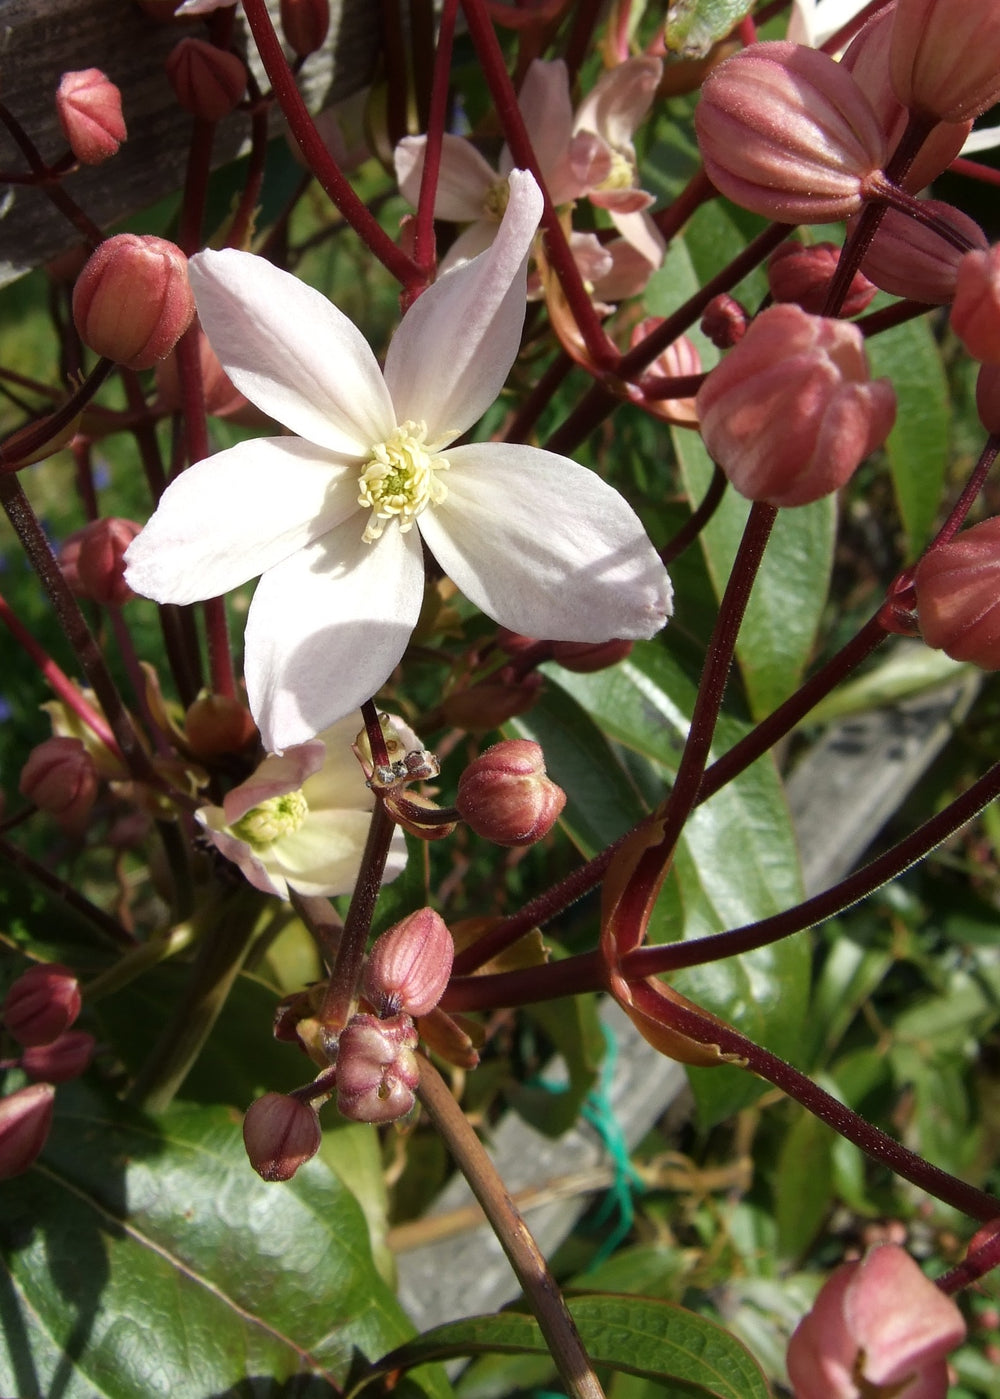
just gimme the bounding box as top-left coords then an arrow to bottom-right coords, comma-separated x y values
197,712 -> 408,899
124,171 -> 672,750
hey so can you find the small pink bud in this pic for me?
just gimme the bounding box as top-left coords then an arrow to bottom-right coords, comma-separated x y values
549,639 -> 634,673
456,739 -> 566,847
21,1031 -> 96,1083
890,0 -> 1000,123
767,241 -> 877,317
695,304 -> 896,508
914,517 -> 1000,669
19,738 -> 98,836
336,1013 -> 420,1123
280,0 -> 329,57
363,908 -> 453,1018
440,668 -> 543,731
700,293 -> 749,349
184,693 -> 258,758
858,202 -> 987,305
60,517 -> 142,607
976,363 -> 1000,434
695,42 -> 887,223
56,69 -> 127,166
165,37 -> 247,121
242,1092 -> 321,1181
787,1244 -> 965,1399
73,235 -> 196,371
3,963 -> 82,1047
0,1084 -> 55,1180
951,245 -> 1000,365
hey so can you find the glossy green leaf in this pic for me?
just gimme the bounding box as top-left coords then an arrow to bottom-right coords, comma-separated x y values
354,1294 -> 772,1399
774,1108 -> 834,1261
0,1083 -> 447,1399
665,0 -> 755,59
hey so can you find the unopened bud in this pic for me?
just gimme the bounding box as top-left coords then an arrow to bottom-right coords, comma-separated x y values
456,739 -> 566,847
242,1092 -> 321,1181
280,0 -> 329,57
767,241 -> 877,317
335,1013 -> 419,1123
60,517 -> 142,606
56,69 -> 127,165
858,202 -> 987,305
166,37 -> 247,121
184,693 -> 258,758
19,738 -> 98,836
0,1084 -> 55,1180
21,1030 -> 96,1083
890,0 -> 1000,123
155,325 -> 259,422
549,639 -> 633,673
914,517 -> 1000,669
700,293 -> 748,349
3,963 -> 82,1047
440,668 -> 543,731
951,245 -> 1000,365
363,908 -> 453,1018
73,234 -> 196,371
976,363 -> 1000,435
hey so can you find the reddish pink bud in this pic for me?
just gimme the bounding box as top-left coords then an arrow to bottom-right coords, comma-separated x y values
549,639 -> 634,672
280,0 -> 329,57
155,325 -> 260,423
440,668 -> 543,731
21,1031 -> 96,1083
890,0 -> 1000,123
858,202 -> 987,305
700,294 -> 749,349
242,1092 -> 321,1181
951,245 -> 1000,365
456,739 -> 566,848
976,363 -> 1000,434
19,738 -> 98,836
787,1244 -> 965,1399
767,241 -> 877,317
335,1013 -> 420,1123
60,517 -> 142,607
56,69 -> 127,166
695,304 -> 896,508
914,517 -> 1000,668
165,38 -> 247,121
73,234 -> 196,371
3,963 -> 82,1047
363,908 -> 453,1018
184,693 -> 258,758
0,1084 -> 55,1180
695,42 -> 887,223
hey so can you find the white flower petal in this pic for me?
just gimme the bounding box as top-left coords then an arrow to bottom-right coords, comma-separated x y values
196,808 -> 288,899
394,134 -> 498,220
963,124 -> 1000,154
222,741 -> 326,825
573,57 -> 661,153
265,809 -> 378,897
244,519 -> 425,751
124,437 -> 360,604
507,60 -> 576,194
302,712 -> 375,808
437,219 -> 500,276
606,208 -> 666,270
189,249 -> 395,454
383,168 -> 543,441
418,443 -> 673,641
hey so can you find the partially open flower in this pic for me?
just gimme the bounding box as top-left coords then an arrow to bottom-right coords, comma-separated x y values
243,1092 -> 321,1181
696,303 -> 896,507
3,963 -> 82,1047
60,517 -> 142,607
73,235 -> 196,371
0,1084 -> 55,1180
56,69 -> 127,165
858,200 -> 987,304
456,739 -> 566,847
335,1013 -> 420,1123
951,245 -> 1000,364
890,0 -> 1000,123
767,240 -> 877,316
165,37 -> 247,120
915,516 -> 1000,668
19,737 -> 99,836
363,908 -> 453,1018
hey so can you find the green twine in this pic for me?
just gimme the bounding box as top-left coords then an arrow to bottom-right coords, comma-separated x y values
580,1020 -> 644,1265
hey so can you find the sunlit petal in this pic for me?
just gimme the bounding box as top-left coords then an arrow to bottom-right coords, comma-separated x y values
394,134 -> 498,220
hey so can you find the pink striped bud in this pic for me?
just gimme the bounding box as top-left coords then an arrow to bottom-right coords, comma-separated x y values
243,1093 -> 321,1181
890,0 -> 1000,123
166,38 -> 247,121
19,737 -> 99,836
363,908 -> 453,1018
336,1013 -> 419,1123
3,963 -> 81,1047
858,201 -> 987,304
695,42 -> 887,223
21,1031 -> 96,1083
73,235 -> 195,371
60,517 -> 142,606
456,739 -> 566,847
915,517 -> 1000,669
280,0 -> 329,57
696,304 -> 896,508
951,245 -> 1000,364
0,1084 -> 55,1180
767,241 -> 877,317
56,69 -> 127,165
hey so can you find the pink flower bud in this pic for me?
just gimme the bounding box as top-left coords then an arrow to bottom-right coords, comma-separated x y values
336,1013 -> 420,1123
59,517 -> 142,606
456,739 -> 567,847
184,693 -> 258,758
56,69 -> 127,165
0,1084 -> 55,1180
280,0 -> 329,57
165,37 -> 247,121
21,1030 -> 96,1083
890,0 -> 1000,123
857,201 -> 987,304
3,963 -> 82,1047
19,738 -> 98,836
549,639 -> 634,672
73,235 -> 196,371
440,668 -> 543,731
767,241 -> 877,317
363,908 -> 453,1018
700,293 -> 748,349
914,517 -> 1000,668
951,245 -> 1000,365
242,1092 -> 321,1181
787,1244 -> 965,1399
155,325 -> 260,422
695,42 -> 887,223
976,363 -> 1000,434
695,304 -> 896,508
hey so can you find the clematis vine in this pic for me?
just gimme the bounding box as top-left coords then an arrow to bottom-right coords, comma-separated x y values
124,171 -> 672,750
196,712 -> 409,899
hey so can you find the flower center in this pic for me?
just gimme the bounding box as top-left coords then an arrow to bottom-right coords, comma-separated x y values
483,177 -> 511,221
596,147 -> 635,192
232,791 -> 308,849
357,420 -> 449,543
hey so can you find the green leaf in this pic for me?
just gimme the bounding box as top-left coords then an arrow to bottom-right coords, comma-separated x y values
354,1295 -> 772,1399
774,1108 -> 834,1261
665,0 -> 756,57
0,1082 -> 447,1399
866,314 -> 950,555
672,427 -> 837,718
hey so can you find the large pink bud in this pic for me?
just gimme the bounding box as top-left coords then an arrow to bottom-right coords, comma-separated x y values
695,42 -> 887,223
3,963 -> 81,1047
242,1092 -> 321,1181
56,69 -> 127,166
73,235 -> 196,371
890,0 -> 1000,123
335,1013 -> 420,1124
915,517 -> 1000,668
951,245 -> 1000,365
0,1084 -> 55,1181
857,201 -> 987,304
696,304 -> 896,507
60,517 -> 142,607
456,739 -> 566,847
166,38 -> 247,121
363,908 -> 453,1018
